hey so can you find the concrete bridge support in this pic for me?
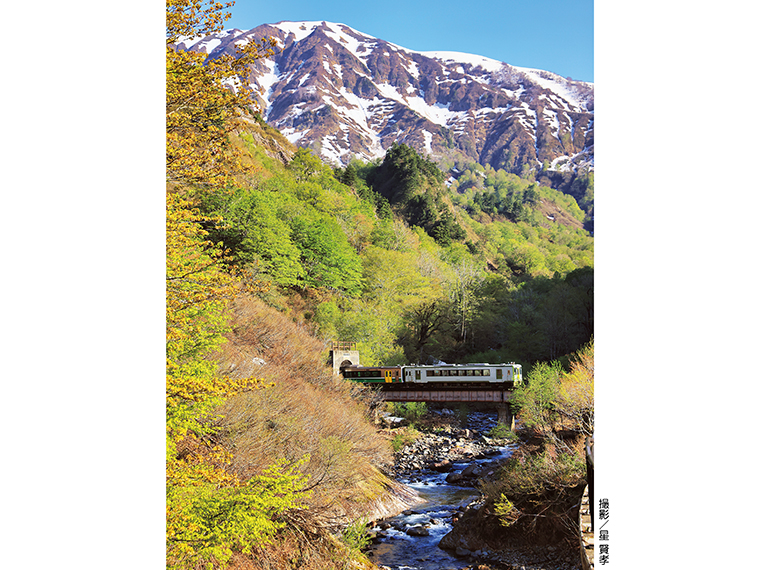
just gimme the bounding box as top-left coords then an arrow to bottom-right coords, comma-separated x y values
496,403 -> 515,431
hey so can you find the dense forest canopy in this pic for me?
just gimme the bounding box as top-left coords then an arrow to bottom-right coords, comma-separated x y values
200,136 -> 593,367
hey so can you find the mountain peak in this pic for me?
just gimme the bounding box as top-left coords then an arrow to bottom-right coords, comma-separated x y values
177,21 -> 594,176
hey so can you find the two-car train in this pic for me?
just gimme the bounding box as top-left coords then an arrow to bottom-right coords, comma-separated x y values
341,362 -> 523,389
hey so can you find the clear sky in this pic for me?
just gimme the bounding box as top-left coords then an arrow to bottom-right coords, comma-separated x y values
225,0 -> 594,83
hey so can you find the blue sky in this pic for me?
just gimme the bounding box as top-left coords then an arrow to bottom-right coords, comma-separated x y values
225,0 -> 594,82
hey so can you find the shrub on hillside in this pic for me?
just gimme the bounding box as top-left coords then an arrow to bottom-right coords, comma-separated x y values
471,341 -> 593,546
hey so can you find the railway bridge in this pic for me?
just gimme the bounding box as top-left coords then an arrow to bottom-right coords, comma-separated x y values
330,342 -> 518,428
376,385 -> 517,429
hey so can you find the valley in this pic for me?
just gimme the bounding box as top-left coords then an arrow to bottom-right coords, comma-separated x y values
166,4 -> 593,569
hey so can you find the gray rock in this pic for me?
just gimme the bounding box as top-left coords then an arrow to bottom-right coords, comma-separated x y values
432,459 -> 454,472
381,415 -> 407,428
406,525 -> 430,537
445,472 -> 464,484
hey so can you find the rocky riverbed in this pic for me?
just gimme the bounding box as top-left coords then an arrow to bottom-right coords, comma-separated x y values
367,409 -> 584,570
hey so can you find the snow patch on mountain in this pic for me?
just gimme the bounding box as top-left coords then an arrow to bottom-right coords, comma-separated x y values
422,130 -> 433,153
179,21 -> 593,174
513,66 -> 592,110
258,59 -> 280,119
544,108 -> 561,139
421,51 -> 505,73
276,21 -> 324,43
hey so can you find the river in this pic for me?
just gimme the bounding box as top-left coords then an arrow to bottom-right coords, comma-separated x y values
367,411 -> 517,570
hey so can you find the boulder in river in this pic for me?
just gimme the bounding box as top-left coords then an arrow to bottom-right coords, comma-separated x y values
445,471 -> 464,484
406,524 -> 430,537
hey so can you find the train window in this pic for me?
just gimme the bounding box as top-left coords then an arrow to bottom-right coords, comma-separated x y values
483,369 -> 490,376
496,369 -> 503,379
415,370 -> 421,380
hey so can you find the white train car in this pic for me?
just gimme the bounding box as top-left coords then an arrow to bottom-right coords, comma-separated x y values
402,363 -> 523,388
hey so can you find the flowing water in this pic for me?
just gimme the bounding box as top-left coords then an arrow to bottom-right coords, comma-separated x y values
367,412 -> 517,570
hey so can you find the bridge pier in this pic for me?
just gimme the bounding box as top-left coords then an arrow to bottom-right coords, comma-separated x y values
496,403 -> 515,431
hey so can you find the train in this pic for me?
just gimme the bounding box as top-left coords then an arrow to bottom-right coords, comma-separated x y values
341,362 -> 523,389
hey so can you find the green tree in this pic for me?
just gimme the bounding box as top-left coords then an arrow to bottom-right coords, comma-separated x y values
446,258 -> 485,348
204,189 -> 305,287
289,147 -> 330,182
291,214 -> 363,295
510,361 -> 564,437
400,299 -> 449,362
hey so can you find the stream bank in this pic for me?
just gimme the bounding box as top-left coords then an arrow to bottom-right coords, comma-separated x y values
367,408 -> 584,570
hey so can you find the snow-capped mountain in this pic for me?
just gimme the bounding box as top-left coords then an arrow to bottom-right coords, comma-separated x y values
177,21 -> 594,175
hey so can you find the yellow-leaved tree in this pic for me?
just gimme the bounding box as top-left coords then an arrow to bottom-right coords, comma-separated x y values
166,0 -> 276,189
166,193 -> 310,568
165,2 -> 309,568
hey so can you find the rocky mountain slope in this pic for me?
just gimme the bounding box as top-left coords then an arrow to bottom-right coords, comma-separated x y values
177,20 -> 594,178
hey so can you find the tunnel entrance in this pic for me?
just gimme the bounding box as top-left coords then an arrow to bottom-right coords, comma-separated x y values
330,342 -> 360,375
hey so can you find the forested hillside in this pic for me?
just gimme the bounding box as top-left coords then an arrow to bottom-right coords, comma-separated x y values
198,129 -> 593,367
166,1 -> 592,568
